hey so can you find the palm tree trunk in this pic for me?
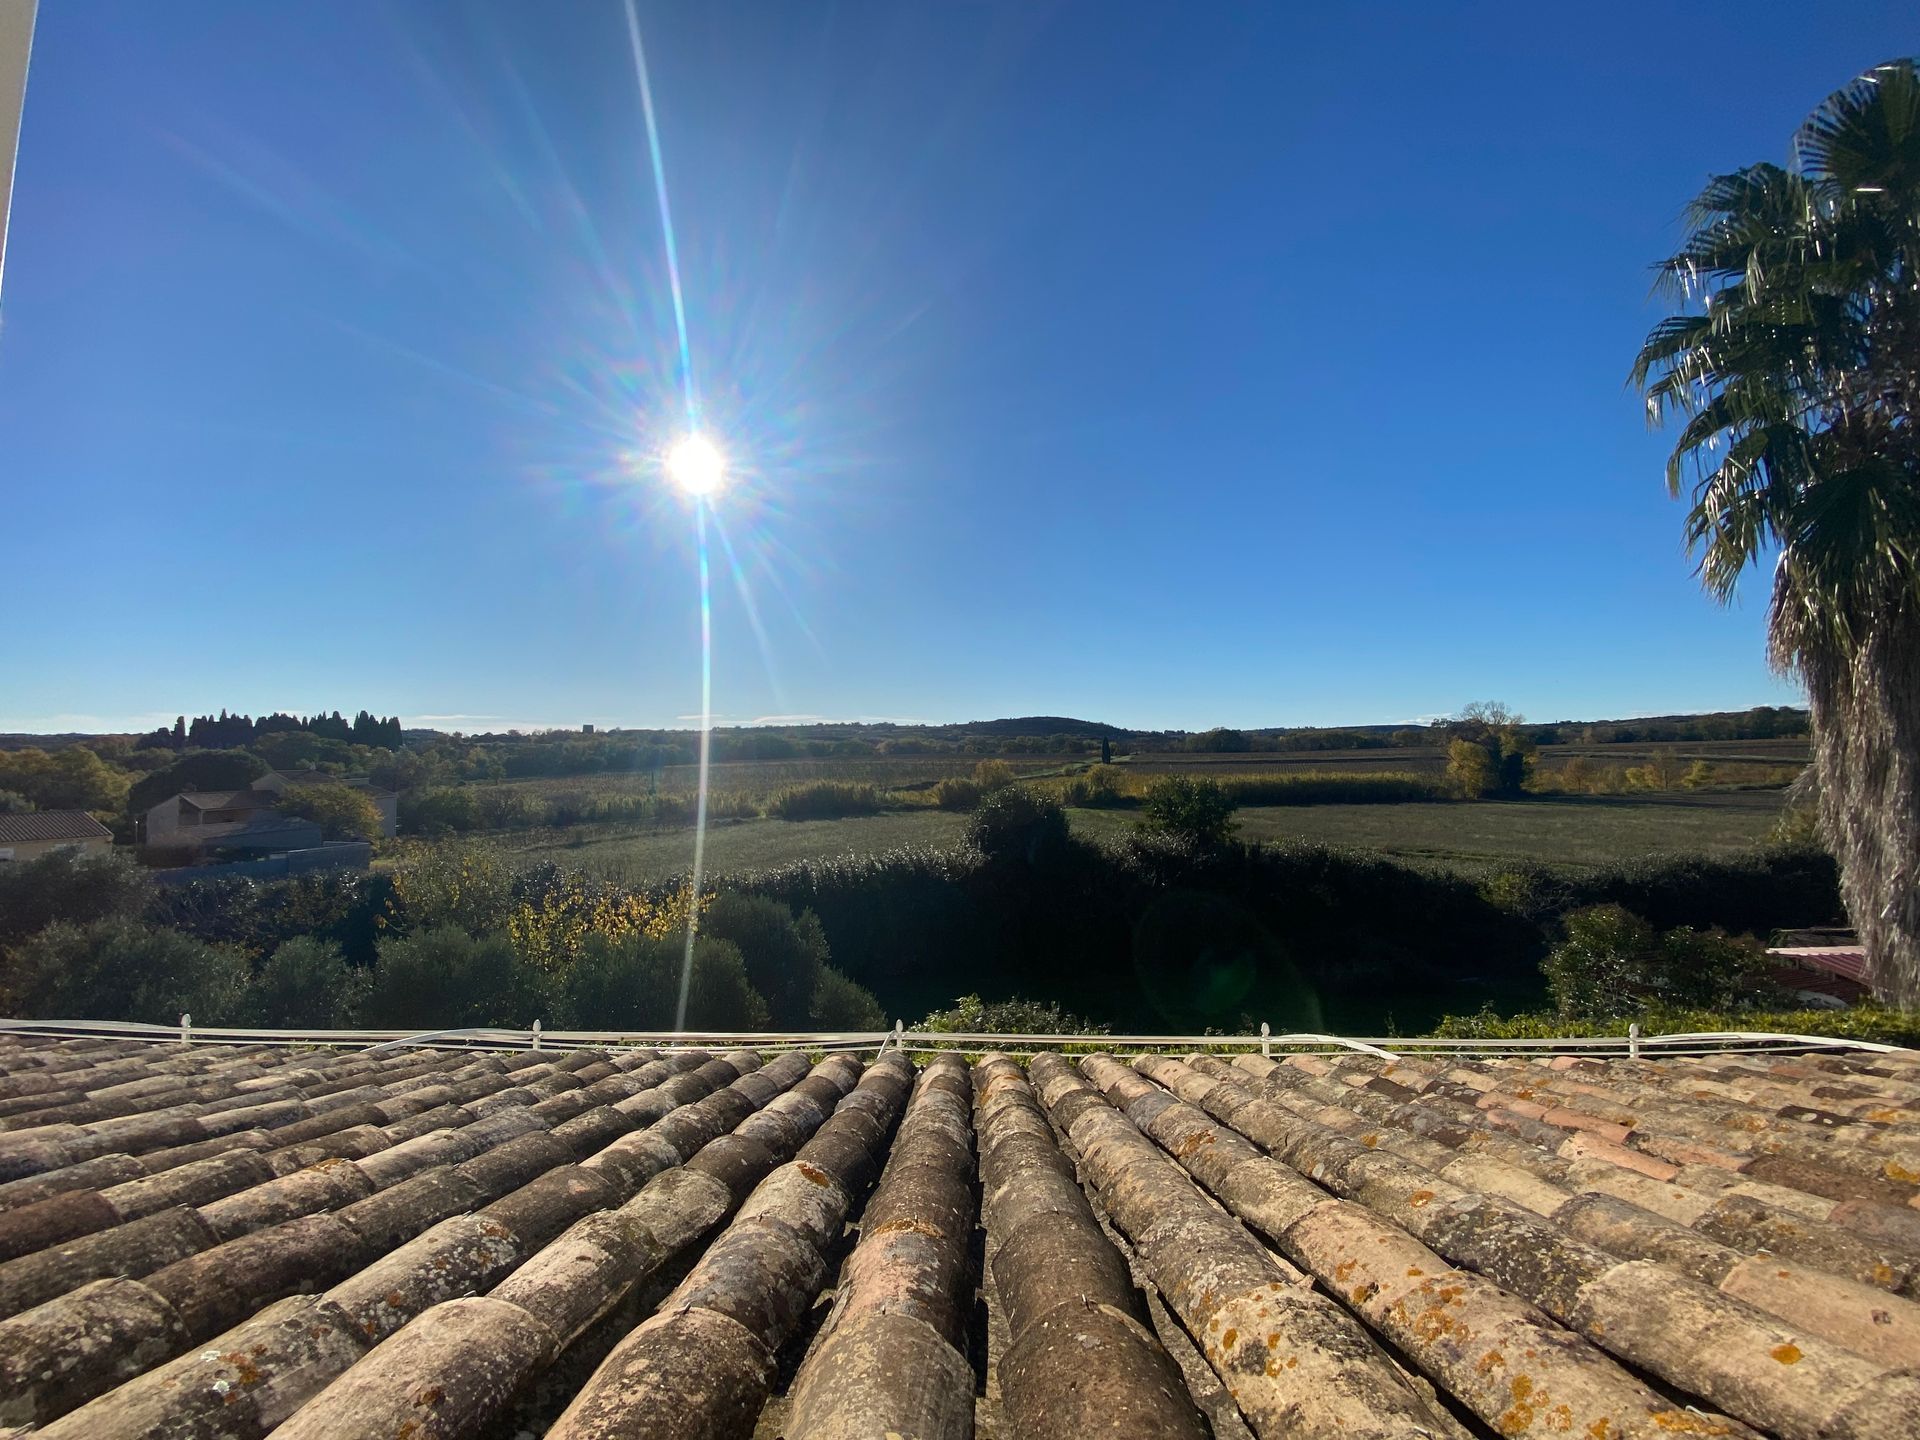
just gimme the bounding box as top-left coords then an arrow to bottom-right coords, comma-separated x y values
1800,603 -> 1920,1009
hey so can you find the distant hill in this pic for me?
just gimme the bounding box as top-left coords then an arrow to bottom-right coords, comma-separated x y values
949,716 -> 1131,739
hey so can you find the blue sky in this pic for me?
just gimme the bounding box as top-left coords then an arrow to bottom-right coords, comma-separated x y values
1,3 -> 1908,735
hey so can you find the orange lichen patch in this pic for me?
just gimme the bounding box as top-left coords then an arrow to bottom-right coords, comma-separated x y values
1333,1259 -> 1356,1282
1770,1343 -> 1802,1364
1650,1410 -> 1743,1434
221,1350 -> 263,1392
1222,1327 -> 1238,1348
1475,1348 -> 1507,1375
1407,1189 -> 1436,1208
1406,1266 -> 1425,1278
1349,1283 -> 1379,1305
1499,1401 -> 1534,1435
1883,1161 -> 1920,1185
869,1215 -> 942,1238
795,1162 -> 832,1187
1361,1133 -> 1380,1148
1587,1418 -> 1613,1439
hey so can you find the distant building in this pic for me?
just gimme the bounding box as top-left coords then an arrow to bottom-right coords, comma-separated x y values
143,769 -> 397,850
583,723 -> 595,735
0,810 -> 114,863
1766,942 -> 1871,1008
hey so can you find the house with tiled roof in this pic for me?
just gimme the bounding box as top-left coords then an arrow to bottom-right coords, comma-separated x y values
0,810 -> 112,863
142,769 -> 396,851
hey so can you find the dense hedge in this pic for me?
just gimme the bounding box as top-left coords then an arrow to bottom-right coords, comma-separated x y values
1432,1003 -> 1920,1048
726,834 -> 1845,1035
0,829 -> 1855,1038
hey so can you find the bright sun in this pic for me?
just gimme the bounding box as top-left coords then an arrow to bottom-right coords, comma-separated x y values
665,434 -> 725,496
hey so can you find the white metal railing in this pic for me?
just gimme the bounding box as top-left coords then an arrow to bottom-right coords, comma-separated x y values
0,1016 -> 1909,1060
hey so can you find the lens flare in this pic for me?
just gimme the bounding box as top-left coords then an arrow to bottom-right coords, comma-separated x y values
666,434 -> 725,496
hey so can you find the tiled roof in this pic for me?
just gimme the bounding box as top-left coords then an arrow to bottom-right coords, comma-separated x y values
0,811 -> 112,844
175,789 -> 275,812
1769,946 -> 1872,984
0,1036 -> 1916,1438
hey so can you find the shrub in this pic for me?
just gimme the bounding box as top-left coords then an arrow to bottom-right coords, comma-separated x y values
972,760 -> 1016,792
918,993 -> 1106,1035
1,917 -> 249,1023
930,777 -> 984,811
811,966 -> 887,1029
767,781 -> 882,821
248,937 -> 366,1026
473,787 -> 544,830
1431,1003 -> 1920,1048
545,789 -> 591,827
1542,905 -> 1779,1021
1625,753 -> 1687,791
967,788 -> 1071,863
555,931 -> 767,1031
1569,845 -> 1840,937
0,789 -> 35,814
400,787 -> 479,836
1214,772 -> 1440,806
0,847 -> 149,951
1059,764 -> 1132,807
360,927 -> 547,1029
697,892 -> 831,1027
1140,776 -> 1238,847
150,868 -> 395,966
384,845 -> 514,935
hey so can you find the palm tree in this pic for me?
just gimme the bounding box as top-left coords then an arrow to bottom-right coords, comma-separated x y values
1632,59 -> 1920,1006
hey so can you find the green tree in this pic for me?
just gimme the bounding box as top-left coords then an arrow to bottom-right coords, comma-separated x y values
1631,59 -> 1920,1006
247,937 -> 366,1027
1444,703 -> 1535,798
697,892 -> 828,1028
360,927 -> 547,1029
0,917 -> 249,1023
0,847 -> 149,952
966,787 -> 1071,863
1543,905 -> 1779,1021
1139,775 -> 1239,847
279,783 -> 384,841
1445,737 -> 1498,798
810,966 -> 886,1030
0,746 -> 131,812
555,930 -> 768,1031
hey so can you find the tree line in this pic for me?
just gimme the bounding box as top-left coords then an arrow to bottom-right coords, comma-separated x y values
136,710 -> 404,753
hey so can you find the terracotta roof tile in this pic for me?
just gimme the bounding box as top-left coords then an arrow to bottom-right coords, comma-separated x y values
0,1033 -> 1915,1438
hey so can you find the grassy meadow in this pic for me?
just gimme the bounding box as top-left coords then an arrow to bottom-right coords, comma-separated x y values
1072,790 -> 1787,872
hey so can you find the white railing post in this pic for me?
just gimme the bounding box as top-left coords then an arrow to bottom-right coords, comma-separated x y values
890,1019 -> 904,1053
1628,1022 -> 1640,1061
531,1019 -> 542,1051
1261,1022 -> 1271,1058
179,1012 -> 192,1046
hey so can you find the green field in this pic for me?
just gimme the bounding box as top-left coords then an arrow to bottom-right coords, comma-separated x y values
495,810 -> 971,885
1121,738 -> 1809,783
1070,790 -> 1787,870
486,788 -> 1787,888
